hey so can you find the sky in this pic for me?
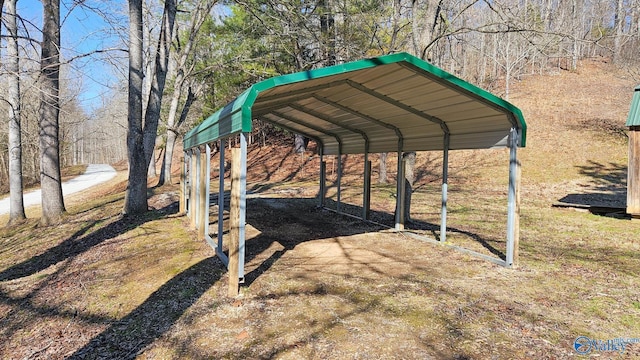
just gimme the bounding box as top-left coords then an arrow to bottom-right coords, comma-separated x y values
16,0 -> 128,112
13,1 -> 230,113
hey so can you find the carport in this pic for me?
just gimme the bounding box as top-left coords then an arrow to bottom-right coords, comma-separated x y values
181,52 -> 527,293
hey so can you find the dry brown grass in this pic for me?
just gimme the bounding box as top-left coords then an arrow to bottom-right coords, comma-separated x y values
1,59 -> 639,359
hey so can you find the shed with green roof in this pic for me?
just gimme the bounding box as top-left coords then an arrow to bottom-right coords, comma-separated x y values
627,86 -> 640,217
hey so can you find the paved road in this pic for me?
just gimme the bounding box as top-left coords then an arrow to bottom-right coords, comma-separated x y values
0,164 -> 117,215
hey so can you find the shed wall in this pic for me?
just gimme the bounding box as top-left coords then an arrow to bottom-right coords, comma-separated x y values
628,127 -> 640,216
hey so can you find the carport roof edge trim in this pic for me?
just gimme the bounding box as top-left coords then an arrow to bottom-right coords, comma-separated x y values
183,52 -> 527,150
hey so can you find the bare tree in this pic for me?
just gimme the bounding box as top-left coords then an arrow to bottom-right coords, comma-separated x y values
39,0 -> 65,225
412,0 -> 442,60
123,0 -> 176,214
143,1 -> 161,179
402,0 -> 444,221
83,91 -> 128,165
3,0 -> 26,225
613,0 -> 624,64
378,152 -> 388,184
124,0 -> 145,214
158,0 -> 217,186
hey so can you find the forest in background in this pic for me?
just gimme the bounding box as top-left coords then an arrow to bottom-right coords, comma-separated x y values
1,0 -> 639,213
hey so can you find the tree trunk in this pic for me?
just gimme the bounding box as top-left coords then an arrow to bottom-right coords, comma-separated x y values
39,0 -> 65,225
141,0 -> 157,117
403,151 -> 416,222
124,0 -> 176,214
143,0 -> 176,168
124,0 -> 147,214
0,152 -> 7,187
412,0 -> 441,60
319,0 -> 335,65
405,0 -> 439,222
5,0 -> 26,225
294,134 -> 309,153
158,54 -> 184,186
378,152 -> 388,184
570,0 -> 579,70
159,86 -> 196,186
504,33 -> 511,100
158,0 -> 216,186
148,145 -> 158,178
160,129 -> 178,185
613,0 -> 624,64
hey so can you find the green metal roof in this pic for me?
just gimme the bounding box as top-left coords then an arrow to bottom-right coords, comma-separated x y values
184,52 -> 527,154
626,85 -> 640,127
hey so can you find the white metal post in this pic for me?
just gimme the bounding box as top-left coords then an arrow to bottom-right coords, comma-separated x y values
185,150 -> 191,217
180,152 -> 187,214
238,133 -> 248,279
337,152 -> 342,213
205,144 -> 211,239
363,151 -> 371,220
440,133 -> 450,242
505,128 -> 519,267
195,147 -> 201,229
395,142 -> 405,231
319,148 -> 326,207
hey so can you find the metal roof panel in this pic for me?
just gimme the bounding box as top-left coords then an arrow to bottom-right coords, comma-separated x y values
184,52 -> 527,152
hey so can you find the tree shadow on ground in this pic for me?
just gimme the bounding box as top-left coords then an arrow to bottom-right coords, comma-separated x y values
24,194 -> 503,358
324,198 -> 506,260
240,197 -> 388,285
66,195 -> 386,358
556,161 -> 628,215
209,195 -> 501,359
577,161 -> 627,190
0,205 -> 176,282
239,196 -> 505,286
65,196 -> 386,357
0,199 -> 188,358
67,257 -> 224,359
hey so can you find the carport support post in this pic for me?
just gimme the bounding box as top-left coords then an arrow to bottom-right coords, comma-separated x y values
239,133 -> 247,279
228,134 -> 248,296
229,146 -> 241,296
319,157 -> 326,208
186,151 -> 192,217
217,139 -> 226,252
363,154 -> 371,220
440,133 -> 450,242
395,148 -> 406,231
505,128 -> 521,267
189,150 -> 195,217
190,149 -> 198,228
195,147 -> 202,230
198,145 -> 209,239
179,155 -> 186,213
337,152 -> 342,213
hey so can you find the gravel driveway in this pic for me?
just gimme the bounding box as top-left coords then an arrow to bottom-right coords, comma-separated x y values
0,164 -> 116,215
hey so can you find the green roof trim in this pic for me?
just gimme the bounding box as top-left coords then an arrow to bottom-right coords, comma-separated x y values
626,85 -> 640,127
183,52 -> 527,149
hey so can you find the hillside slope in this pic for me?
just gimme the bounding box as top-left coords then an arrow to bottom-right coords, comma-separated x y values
0,59 -> 638,359
512,58 -> 633,206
